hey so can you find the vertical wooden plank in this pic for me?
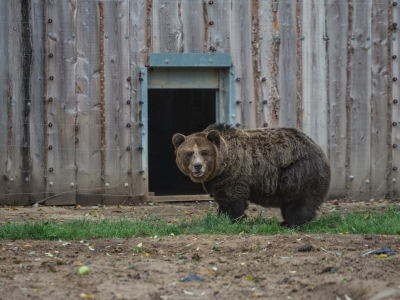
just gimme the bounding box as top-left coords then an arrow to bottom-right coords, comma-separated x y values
152,0 -> 182,53
302,0 -> 328,153
75,1 -> 102,205
258,0 -> 279,128
207,0 -> 231,53
7,1 -> 29,205
130,0 -> 148,203
0,1 -> 9,203
231,0 -> 256,129
181,0 -> 205,53
45,0 -> 77,205
370,2 -> 390,199
348,0 -> 372,199
103,0 -> 131,204
29,0 -> 46,203
391,3 -> 399,199
327,0 -> 348,198
277,0 -> 298,128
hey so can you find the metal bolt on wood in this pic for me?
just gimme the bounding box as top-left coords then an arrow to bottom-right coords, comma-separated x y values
394,166 -> 398,171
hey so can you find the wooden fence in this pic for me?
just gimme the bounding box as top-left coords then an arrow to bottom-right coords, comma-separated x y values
0,0 -> 399,205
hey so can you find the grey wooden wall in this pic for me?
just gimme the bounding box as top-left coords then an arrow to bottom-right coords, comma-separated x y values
0,0 -> 398,205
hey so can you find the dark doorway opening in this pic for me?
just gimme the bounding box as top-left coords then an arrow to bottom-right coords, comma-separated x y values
148,89 -> 216,196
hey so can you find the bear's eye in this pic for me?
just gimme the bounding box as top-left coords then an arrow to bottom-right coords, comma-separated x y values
186,152 -> 193,158
201,151 -> 208,156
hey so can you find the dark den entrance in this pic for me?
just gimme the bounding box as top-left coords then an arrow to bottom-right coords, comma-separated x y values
148,89 -> 216,196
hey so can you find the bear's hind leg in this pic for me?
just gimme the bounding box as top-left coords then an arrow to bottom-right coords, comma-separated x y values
280,200 -> 319,227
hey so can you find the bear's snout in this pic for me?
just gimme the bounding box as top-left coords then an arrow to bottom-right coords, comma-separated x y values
194,163 -> 202,171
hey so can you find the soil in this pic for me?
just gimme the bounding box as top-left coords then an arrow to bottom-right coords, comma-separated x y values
0,199 -> 399,300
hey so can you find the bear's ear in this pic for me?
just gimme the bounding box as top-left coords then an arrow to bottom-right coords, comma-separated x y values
172,133 -> 186,149
206,130 -> 221,148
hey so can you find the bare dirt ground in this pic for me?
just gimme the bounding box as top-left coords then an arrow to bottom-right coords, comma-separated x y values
0,199 -> 399,300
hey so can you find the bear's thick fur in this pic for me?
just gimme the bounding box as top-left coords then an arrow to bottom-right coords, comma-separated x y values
172,123 -> 331,226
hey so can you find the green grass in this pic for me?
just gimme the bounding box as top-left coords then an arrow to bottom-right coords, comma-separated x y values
0,206 -> 399,240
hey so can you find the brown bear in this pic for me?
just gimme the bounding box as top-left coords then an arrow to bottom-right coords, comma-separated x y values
172,123 -> 331,227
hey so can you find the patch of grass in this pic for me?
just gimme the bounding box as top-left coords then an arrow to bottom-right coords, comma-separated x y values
0,206 -> 399,240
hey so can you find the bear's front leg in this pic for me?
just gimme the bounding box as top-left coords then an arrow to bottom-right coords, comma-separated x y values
214,189 -> 249,222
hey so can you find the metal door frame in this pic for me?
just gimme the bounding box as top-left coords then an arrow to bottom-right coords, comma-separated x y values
140,53 -> 235,199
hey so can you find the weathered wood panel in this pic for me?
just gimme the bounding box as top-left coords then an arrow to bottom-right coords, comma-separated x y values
348,0 -> 372,199
231,0 -> 256,129
258,0 -> 279,128
206,0 -> 231,53
327,0 -> 348,198
130,0 -> 148,202
7,0 -> 30,205
277,0 -> 298,128
301,0 -> 328,154
0,1 -> 10,203
182,0 -> 205,53
45,0 -> 77,205
75,1 -> 102,205
391,3 -> 400,199
29,0 -> 46,203
152,0 -> 182,53
103,0 -> 132,204
370,2 -> 390,199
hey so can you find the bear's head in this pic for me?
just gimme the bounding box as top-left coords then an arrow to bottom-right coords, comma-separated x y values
172,130 -> 228,183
